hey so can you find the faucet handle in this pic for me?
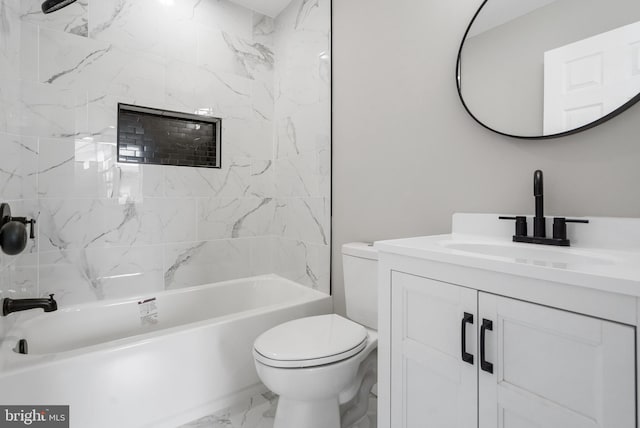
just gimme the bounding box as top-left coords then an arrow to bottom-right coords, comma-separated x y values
565,219 -> 590,224
499,216 -> 528,237
552,218 -> 589,240
27,219 -> 36,239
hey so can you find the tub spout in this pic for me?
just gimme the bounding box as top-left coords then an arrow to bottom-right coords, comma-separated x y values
3,294 -> 57,316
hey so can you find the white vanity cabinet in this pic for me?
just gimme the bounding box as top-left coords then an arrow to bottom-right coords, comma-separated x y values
478,291 -> 634,428
375,210 -> 640,428
387,270 -> 636,428
389,271 -> 477,428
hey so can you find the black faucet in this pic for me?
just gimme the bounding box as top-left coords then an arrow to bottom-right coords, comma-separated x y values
2,294 -> 57,316
500,170 -> 589,246
533,170 -> 545,238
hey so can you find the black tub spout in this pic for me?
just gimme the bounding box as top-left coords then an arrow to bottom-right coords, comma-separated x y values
2,294 -> 57,316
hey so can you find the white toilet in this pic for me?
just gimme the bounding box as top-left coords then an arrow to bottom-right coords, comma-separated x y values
253,242 -> 378,428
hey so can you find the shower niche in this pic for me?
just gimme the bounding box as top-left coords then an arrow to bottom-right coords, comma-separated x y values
117,104 -> 222,168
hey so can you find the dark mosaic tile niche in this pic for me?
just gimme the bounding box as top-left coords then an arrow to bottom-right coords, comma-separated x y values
117,104 -> 222,168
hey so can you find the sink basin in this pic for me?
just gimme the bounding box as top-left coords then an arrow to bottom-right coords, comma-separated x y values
440,241 -> 616,268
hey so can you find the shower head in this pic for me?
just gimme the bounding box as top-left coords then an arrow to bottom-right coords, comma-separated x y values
41,0 -> 78,14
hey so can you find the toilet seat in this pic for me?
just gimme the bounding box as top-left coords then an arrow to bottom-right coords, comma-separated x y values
254,314 -> 368,368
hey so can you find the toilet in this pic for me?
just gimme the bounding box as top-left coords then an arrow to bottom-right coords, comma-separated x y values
253,242 -> 378,428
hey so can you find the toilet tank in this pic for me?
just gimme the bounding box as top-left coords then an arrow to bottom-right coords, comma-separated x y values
342,242 -> 378,330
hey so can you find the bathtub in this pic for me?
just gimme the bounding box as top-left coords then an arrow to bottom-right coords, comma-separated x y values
0,274 -> 332,428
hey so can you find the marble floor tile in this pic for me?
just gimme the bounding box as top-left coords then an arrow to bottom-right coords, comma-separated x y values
178,391 -> 277,428
178,392 -> 377,428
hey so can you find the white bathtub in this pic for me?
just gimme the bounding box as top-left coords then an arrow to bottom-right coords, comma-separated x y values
0,274 -> 332,428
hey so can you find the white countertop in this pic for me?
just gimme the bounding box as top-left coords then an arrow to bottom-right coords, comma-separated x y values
375,214 -> 640,297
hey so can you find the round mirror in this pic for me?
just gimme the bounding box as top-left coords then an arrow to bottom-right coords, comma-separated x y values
457,0 -> 640,139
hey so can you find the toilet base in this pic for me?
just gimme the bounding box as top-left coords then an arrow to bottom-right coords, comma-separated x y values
274,397 -> 340,428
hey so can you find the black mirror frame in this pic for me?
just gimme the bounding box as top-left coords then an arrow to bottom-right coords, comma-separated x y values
456,0 -> 640,140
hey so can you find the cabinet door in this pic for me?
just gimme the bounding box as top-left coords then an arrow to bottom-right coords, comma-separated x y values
478,293 -> 636,428
391,272 -> 478,428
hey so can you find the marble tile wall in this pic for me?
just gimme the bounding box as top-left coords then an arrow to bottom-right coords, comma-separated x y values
0,0 -> 330,334
272,0 -> 331,291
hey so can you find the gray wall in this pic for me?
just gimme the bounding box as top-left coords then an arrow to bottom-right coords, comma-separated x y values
332,0 -> 640,315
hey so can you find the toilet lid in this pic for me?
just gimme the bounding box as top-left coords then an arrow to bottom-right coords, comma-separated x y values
254,314 -> 368,368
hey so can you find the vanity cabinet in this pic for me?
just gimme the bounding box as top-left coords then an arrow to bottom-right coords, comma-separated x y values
389,271 -> 636,428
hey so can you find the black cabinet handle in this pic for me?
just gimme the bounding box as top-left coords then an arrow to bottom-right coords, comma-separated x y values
480,319 -> 494,374
461,312 -> 474,365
